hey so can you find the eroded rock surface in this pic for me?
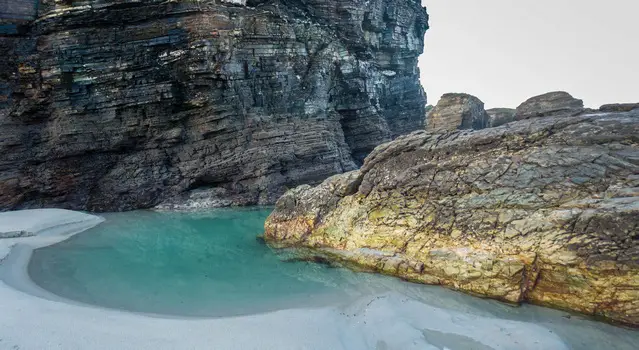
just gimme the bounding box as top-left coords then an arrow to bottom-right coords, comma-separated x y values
0,0 -> 428,211
486,108 -> 515,128
265,108 -> 639,326
599,103 -> 639,113
514,91 -> 584,121
425,93 -> 489,132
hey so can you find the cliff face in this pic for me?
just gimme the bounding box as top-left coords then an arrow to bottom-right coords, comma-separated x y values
265,107 -> 639,326
0,0 -> 428,211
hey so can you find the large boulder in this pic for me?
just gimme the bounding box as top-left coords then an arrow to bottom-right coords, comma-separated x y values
514,91 -> 584,121
426,93 -> 489,132
486,108 -> 515,127
265,108 -> 639,326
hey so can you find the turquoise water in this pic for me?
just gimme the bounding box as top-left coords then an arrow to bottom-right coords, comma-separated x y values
28,208 -> 384,316
25,208 -> 639,349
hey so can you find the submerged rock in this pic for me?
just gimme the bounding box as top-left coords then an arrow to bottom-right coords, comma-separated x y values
0,0 -> 428,211
514,91 -> 584,121
426,93 -> 489,132
265,108 -> 639,326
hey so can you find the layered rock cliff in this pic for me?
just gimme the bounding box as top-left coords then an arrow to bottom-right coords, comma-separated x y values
265,105 -> 639,325
0,0 -> 428,211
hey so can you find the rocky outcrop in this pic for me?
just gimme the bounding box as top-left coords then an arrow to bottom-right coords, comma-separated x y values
599,103 -> 639,113
265,107 -> 639,326
486,108 -> 515,128
425,93 -> 489,132
0,0 -> 428,211
513,91 -> 584,121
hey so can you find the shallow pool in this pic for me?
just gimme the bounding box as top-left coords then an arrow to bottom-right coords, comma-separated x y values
29,208 -> 372,316
26,208 -> 639,349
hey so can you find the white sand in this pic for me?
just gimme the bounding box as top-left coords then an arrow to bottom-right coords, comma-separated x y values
0,209 -> 573,349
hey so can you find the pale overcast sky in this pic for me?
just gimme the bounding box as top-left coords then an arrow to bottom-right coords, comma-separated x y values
419,0 -> 639,109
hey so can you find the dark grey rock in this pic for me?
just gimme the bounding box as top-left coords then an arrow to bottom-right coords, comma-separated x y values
425,93 -> 489,132
0,230 -> 32,239
0,0 -> 429,211
599,103 -> 639,113
513,91 -> 584,121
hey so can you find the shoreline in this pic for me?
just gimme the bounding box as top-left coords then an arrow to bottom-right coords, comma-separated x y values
0,210 -> 107,310
0,209 -> 636,349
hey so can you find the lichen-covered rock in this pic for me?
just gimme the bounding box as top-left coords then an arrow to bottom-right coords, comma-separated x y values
425,93 -> 489,132
0,0 -> 428,211
265,108 -> 639,326
486,108 -> 515,127
514,91 -> 584,121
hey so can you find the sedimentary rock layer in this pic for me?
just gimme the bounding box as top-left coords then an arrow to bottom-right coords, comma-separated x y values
599,103 -> 639,113
425,93 -> 488,132
514,91 -> 584,121
265,108 -> 639,326
0,0 -> 428,211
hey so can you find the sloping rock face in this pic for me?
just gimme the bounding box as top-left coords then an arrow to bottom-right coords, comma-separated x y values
0,0 -> 428,211
265,108 -> 639,326
514,91 -> 584,121
425,93 -> 489,132
486,108 -> 515,128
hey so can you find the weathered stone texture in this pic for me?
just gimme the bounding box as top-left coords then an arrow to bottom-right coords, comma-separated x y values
265,108 -> 639,326
486,108 -> 515,128
513,91 -> 584,121
0,0 -> 428,211
599,103 -> 639,113
425,93 -> 488,132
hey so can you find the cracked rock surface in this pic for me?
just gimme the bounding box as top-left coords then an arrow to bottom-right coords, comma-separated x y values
514,91 -> 584,121
0,0 -> 427,211
265,107 -> 639,326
